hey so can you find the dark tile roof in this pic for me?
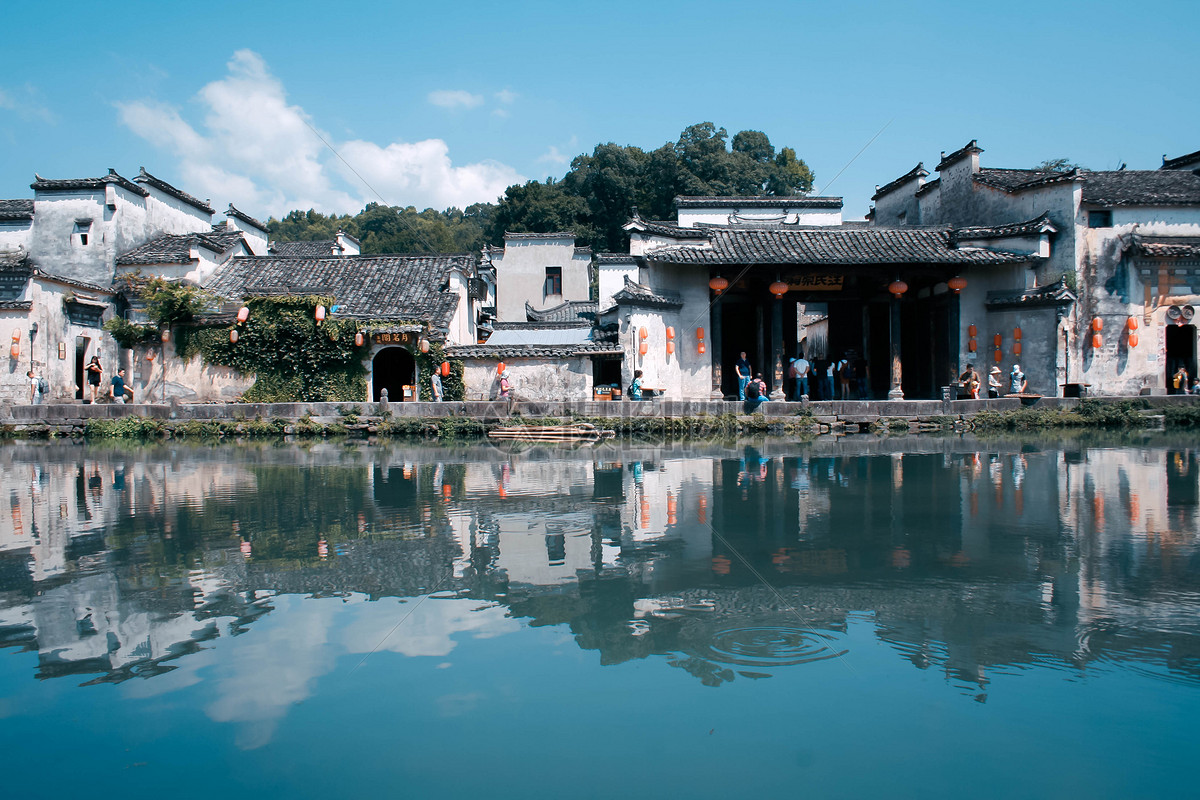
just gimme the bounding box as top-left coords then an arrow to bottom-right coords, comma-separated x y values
204,254 -> 472,331
0,249 -> 30,270
1162,149 -> 1200,171
116,231 -> 244,266
625,218 -> 709,238
0,300 -> 32,310
226,204 -> 268,232
446,341 -> 621,359
952,213 -> 1058,241
525,299 -> 597,323
268,240 -> 343,257
611,275 -> 683,309
503,231 -> 576,240
974,168 -> 1082,193
31,169 -> 148,197
135,168 -> 214,214
30,270 -> 116,294
674,196 -> 843,210
914,178 -> 940,198
574,246 -> 592,256
1132,236 -> 1200,259
0,200 -> 34,221
872,163 -> 928,201
935,140 -> 983,172
596,253 -> 640,263
985,279 -> 1076,310
644,227 -> 1033,266
1080,170 -> 1200,206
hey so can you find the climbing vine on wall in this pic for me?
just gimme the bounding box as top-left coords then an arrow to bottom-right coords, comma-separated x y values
415,341 -> 464,401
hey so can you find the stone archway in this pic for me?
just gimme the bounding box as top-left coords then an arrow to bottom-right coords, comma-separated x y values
372,346 -> 416,401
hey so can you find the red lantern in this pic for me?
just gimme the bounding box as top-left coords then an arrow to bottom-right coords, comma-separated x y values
145,350 -> 156,362
948,276 -> 968,294
1014,342 -> 1022,356
1092,333 -> 1103,349
639,327 -> 648,340
666,326 -> 675,340
1129,333 -> 1139,348
709,276 -> 729,294
497,361 -> 505,375
237,306 -> 250,323
696,327 -> 705,340
639,342 -> 648,357
440,361 -> 450,377
994,349 -> 1002,362
355,332 -> 364,347
442,485 -> 452,499
229,329 -> 239,343
888,280 -> 908,297
993,333 -> 1002,348
419,338 -> 430,353
666,341 -> 675,355
9,330 -> 18,342
315,305 -> 326,323
1092,317 -> 1102,332
967,324 -> 978,337
769,280 -> 789,298
1013,327 -> 1022,340
698,341 -> 707,355
1126,316 -> 1138,331
8,344 -> 17,359
968,340 -> 977,353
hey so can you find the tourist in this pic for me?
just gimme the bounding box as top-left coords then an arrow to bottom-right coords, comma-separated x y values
743,374 -> 766,412
856,355 -> 870,399
838,354 -> 854,400
1010,363 -> 1027,394
630,369 -> 644,400
1192,378 -> 1200,396
431,369 -> 443,401
988,366 -> 1002,398
111,368 -> 132,404
959,365 -> 981,399
751,372 -> 767,398
1172,365 -> 1189,395
85,355 -> 102,404
734,351 -> 751,401
27,369 -> 41,405
824,359 -> 836,400
790,353 -> 810,401
499,373 -> 511,399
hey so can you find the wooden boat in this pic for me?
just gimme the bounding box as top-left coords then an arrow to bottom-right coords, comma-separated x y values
487,422 -> 615,443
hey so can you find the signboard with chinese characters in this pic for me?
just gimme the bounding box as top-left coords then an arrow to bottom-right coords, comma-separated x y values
372,331 -> 415,346
789,275 -> 844,291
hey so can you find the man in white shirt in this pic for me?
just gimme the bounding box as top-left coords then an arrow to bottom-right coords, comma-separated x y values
790,355 -> 810,401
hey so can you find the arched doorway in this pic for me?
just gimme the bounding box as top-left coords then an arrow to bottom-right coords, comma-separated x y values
1166,324 -> 1196,393
373,346 -> 416,401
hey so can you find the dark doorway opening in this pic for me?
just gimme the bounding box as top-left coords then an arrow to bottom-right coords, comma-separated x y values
74,337 -> 90,400
373,347 -> 416,401
1166,324 -> 1196,393
900,295 -> 953,399
717,300 -> 763,398
593,357 -> 623,389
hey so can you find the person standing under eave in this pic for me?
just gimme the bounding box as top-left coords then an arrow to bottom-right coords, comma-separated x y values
734,351 -> 751,401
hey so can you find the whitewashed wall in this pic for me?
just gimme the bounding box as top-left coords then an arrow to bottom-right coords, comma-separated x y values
461,356 -> 592,401
491,236 -> 590,322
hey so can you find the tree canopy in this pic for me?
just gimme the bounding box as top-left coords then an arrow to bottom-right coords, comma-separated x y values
268,122 -> 813,254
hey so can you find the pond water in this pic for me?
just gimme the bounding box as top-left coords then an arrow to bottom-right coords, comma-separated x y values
1,434 -> 1199,798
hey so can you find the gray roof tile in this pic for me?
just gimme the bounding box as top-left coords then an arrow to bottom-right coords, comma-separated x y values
116,231 -> 245,266
973,168 -> 1082,193
268,240 -> 344,257
611,275 -> 683,308
935,140 -> 983,171
32,169 -> 148,197
226,204 -> 268,232
525,299 -> 597,323
952,213 -> 1058,241
135,168 -> 214,214
1132,236 -> 1200,259
1080,170 -> 1200,206
0,200 -> 34,220
872,163 -> 928,201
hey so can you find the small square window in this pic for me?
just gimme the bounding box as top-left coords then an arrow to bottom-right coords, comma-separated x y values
73,220 -> 93,246
544,266 -> 562,298
1088,210 -> 1112,228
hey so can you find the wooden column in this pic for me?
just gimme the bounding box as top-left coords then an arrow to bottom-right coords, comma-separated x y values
888,293 -> 905,399
770,295 -> 785,399
710,298 -> 724,399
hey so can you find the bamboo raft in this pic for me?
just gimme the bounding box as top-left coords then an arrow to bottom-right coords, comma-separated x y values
487,422 -> 615,443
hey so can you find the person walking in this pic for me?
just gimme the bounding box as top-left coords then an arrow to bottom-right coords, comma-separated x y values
111,368 -> 133,404
27,369 -> 42,405
85,355 -> 103,403
630,369 -> 644,400
734,352 -> 751,401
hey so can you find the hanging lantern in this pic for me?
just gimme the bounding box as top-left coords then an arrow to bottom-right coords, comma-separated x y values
145,350 -> 156,362
354,332 -> 364,347
10,330 -> 19,342
1091,317 -> 1102,332
161,328 -> 171,342
9,343 -> 18,359
948,276 -> 968,294
229,328 -> 239,343
888,280 -> 908,297
639,342 -> 648,357
666,326 -> 675,340
497,361 -> 506,375
1126,316 -> 1138,331
993,349 -> 1002,362
993,333 -> 1002,347
419,338 -> 430,353
1013,327 -> 1022,340
967,324 -> 978,337
709,276 -> 729,294
442,485 -> 452,499
237,306 -> 250,323
639,327 -> 648,340
1092,333 -> 1103,349
968,339 -> 977,353
698,341 -> 706,355
1013,342 -> 1022,356
1129,333 -> 1140,348
696,327 -> 705,341
666,341 -> 675,355
769,279 -> 789,298
440,361 -> 450,377
315,305 -> 326,323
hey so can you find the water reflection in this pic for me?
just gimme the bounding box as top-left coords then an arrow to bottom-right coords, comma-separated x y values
2,435 -> 1200,735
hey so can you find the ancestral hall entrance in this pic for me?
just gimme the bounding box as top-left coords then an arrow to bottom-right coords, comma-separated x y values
1165,324 -> 1197,393
372,346 -> 416,401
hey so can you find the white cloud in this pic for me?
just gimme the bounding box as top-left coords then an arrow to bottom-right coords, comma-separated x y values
117,51 -> 523,217
494,89 -> 517,105
0,85 -> 55,123
538,145 -> 568,165
427,89 -> 484,109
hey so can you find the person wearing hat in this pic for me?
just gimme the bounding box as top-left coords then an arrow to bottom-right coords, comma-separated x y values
987,366 -> 1002,398
1009,363 -> 1027,394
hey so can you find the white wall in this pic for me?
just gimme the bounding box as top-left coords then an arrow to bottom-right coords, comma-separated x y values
598,258 -> 638,310
677,206 -> 842,227
492,236 -> 590,322
461,356 -> 592,401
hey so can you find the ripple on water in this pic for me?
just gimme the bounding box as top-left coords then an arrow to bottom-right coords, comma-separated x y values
703,626 -> 847,668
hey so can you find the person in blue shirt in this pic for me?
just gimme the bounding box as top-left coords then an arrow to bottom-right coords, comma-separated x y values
734,352 -> 751,400
111,368 -> 132,404
630,369 -> 644,400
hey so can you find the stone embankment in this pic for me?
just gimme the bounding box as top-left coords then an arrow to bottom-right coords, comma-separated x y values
2,394 -> 1198,438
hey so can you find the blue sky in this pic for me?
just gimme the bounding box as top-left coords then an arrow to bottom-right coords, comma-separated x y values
1,0 -> 1196,224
